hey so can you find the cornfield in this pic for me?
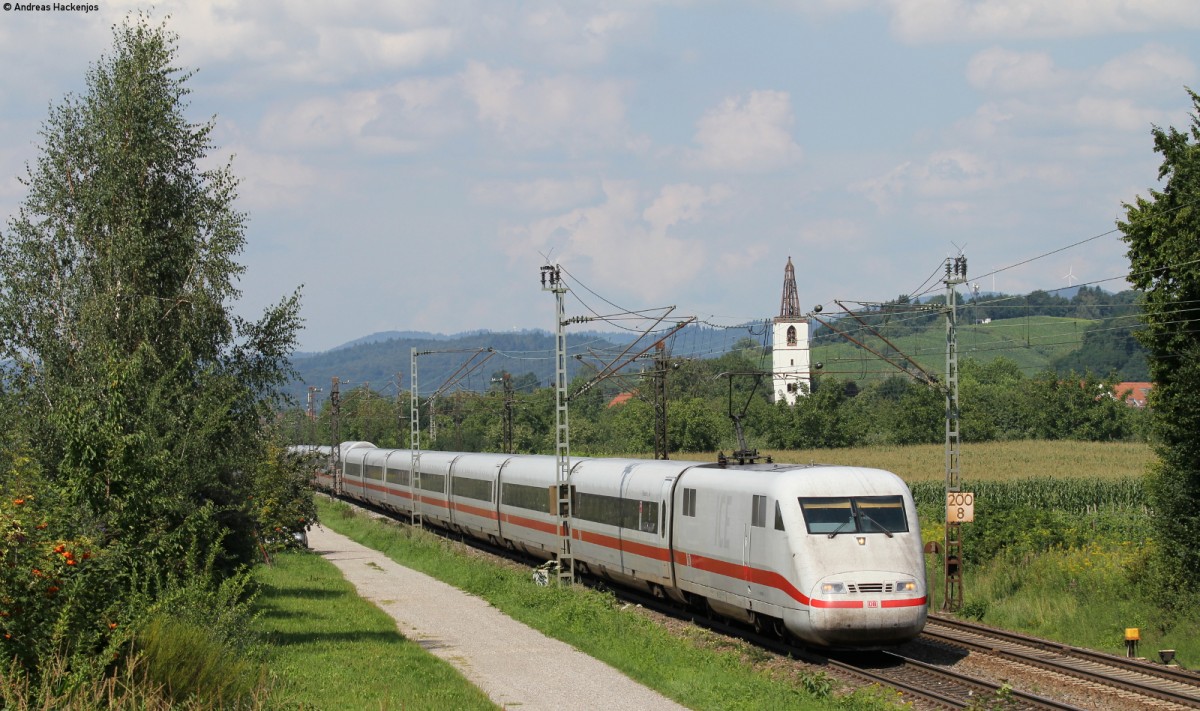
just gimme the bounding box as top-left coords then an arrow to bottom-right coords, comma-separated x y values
910,477 -> 1149,514
762,440 -> 1154,483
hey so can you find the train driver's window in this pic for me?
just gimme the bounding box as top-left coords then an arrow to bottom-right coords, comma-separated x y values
774,501 -> 785,531
798,498 -> 853,534
856,496 -> 909,533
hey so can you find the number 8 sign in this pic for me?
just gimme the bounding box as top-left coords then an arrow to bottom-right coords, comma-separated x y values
946,492 -> 975,523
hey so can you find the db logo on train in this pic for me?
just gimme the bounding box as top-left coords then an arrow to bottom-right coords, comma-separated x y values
866,600 -> 880,609
946,492 -> 975,523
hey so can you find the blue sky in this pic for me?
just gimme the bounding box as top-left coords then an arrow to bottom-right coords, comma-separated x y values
1,1 -> 1197,352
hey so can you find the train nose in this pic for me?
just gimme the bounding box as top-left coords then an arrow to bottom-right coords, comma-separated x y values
802,573 -> 928,648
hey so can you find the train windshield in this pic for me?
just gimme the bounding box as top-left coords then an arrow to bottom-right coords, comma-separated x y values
798,496 -> 909,536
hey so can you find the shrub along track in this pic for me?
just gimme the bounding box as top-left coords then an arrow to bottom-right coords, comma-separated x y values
330,494 -> 1197,709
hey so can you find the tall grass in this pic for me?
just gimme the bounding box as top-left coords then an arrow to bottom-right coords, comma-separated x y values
134,616 -> 268,707
0,651 -> 271,711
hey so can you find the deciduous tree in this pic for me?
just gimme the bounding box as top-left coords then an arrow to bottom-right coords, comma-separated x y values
0,14 -> 302,673
1120,88 -> 1200,592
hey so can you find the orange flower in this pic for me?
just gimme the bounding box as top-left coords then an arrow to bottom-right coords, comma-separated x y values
109,622 -> 118,630
12,499 -> 24,506
53,544 -> 65,554
35,522 -> 48,530
81,552 -> 91,560
31,569 -> 42,577
46,586 -> 58,596
66,559 -> 77,566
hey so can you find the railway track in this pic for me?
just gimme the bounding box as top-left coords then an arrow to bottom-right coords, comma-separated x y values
333,495 -> 1199,709
615,584 -> 1078,710
907,614 -> 1200,709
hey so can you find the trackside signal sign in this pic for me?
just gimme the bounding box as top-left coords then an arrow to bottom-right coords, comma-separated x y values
946,492 -> 975,523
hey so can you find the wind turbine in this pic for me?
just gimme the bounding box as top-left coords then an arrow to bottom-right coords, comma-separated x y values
1063,267 -> 1078,287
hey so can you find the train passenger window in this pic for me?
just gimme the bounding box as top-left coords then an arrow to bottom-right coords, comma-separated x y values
774,501 -> 785,531
501,483 -> 550,513
574,493 -> 659,533
682,488 -> 697,517
751,495 -> 767,528
452,477 -> 492,502
365,464 -> 384,481
386,468 -> 411,486
345,462 -> 362,479
419,473 -> 446,493
575,492 -> 621,527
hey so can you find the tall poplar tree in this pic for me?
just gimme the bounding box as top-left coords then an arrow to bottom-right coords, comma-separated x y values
0,16 -> 301,581
1120,88 -> 1200,594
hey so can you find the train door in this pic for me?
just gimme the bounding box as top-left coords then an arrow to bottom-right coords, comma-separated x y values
746,494 -> 771,597
617,465 -> 635,573
660,475 -> 677,587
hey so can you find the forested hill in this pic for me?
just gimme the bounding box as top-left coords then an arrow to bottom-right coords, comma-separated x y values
285,324 -> 780,403
286,286 -> 1148,403
809,286 -> 1147,384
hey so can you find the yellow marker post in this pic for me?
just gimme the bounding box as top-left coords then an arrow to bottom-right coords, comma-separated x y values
1125,628 -> 1140,658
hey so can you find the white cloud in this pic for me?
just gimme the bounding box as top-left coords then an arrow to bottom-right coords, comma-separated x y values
1069,96 -> 1162,132
98,1 -> 462,85
1094,44 -> 1197,94
958,41 -> 1194,141
966,47 -> 1068,92
518,5 -> 641,66
689,90 -> 803,172
471,178 -> 602,213
461,62 -> 629,150
221,147 -> 323,210
316,26 -> 459,71
642,183 -> 733,232
505,181 -> 727,302
792,218 -> 869,250
259,78 -> 465,153
886,0 -> 1200,43
853,150 -> 997,210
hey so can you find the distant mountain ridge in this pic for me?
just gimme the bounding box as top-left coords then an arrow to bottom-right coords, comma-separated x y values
284,287 -> 1148,404
286,329 -> 642,403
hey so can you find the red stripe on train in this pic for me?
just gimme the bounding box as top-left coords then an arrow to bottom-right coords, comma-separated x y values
501,512 -> 558,535
453,500 -> 498,520
571,528 -> 672,562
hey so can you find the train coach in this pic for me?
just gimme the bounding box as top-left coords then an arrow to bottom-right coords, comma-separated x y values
296,442 -> 928,649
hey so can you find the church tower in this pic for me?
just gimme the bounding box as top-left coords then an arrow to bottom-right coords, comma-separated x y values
772,257 -> 811,404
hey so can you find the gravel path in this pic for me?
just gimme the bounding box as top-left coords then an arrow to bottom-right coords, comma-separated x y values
308,524 -> 689,711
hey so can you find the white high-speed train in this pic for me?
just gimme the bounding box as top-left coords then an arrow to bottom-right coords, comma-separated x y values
300,442 -> 928,648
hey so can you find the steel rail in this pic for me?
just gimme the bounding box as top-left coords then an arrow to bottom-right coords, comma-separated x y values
922,616 -> 1200,708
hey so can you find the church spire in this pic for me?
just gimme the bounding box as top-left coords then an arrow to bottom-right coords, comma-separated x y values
779,256 -> 800,318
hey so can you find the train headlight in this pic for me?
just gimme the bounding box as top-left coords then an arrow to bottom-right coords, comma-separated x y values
895,580 -> 918,593
820,582 -> 847,595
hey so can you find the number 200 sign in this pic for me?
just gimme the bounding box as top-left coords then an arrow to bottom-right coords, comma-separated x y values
946,492 -> 975,523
